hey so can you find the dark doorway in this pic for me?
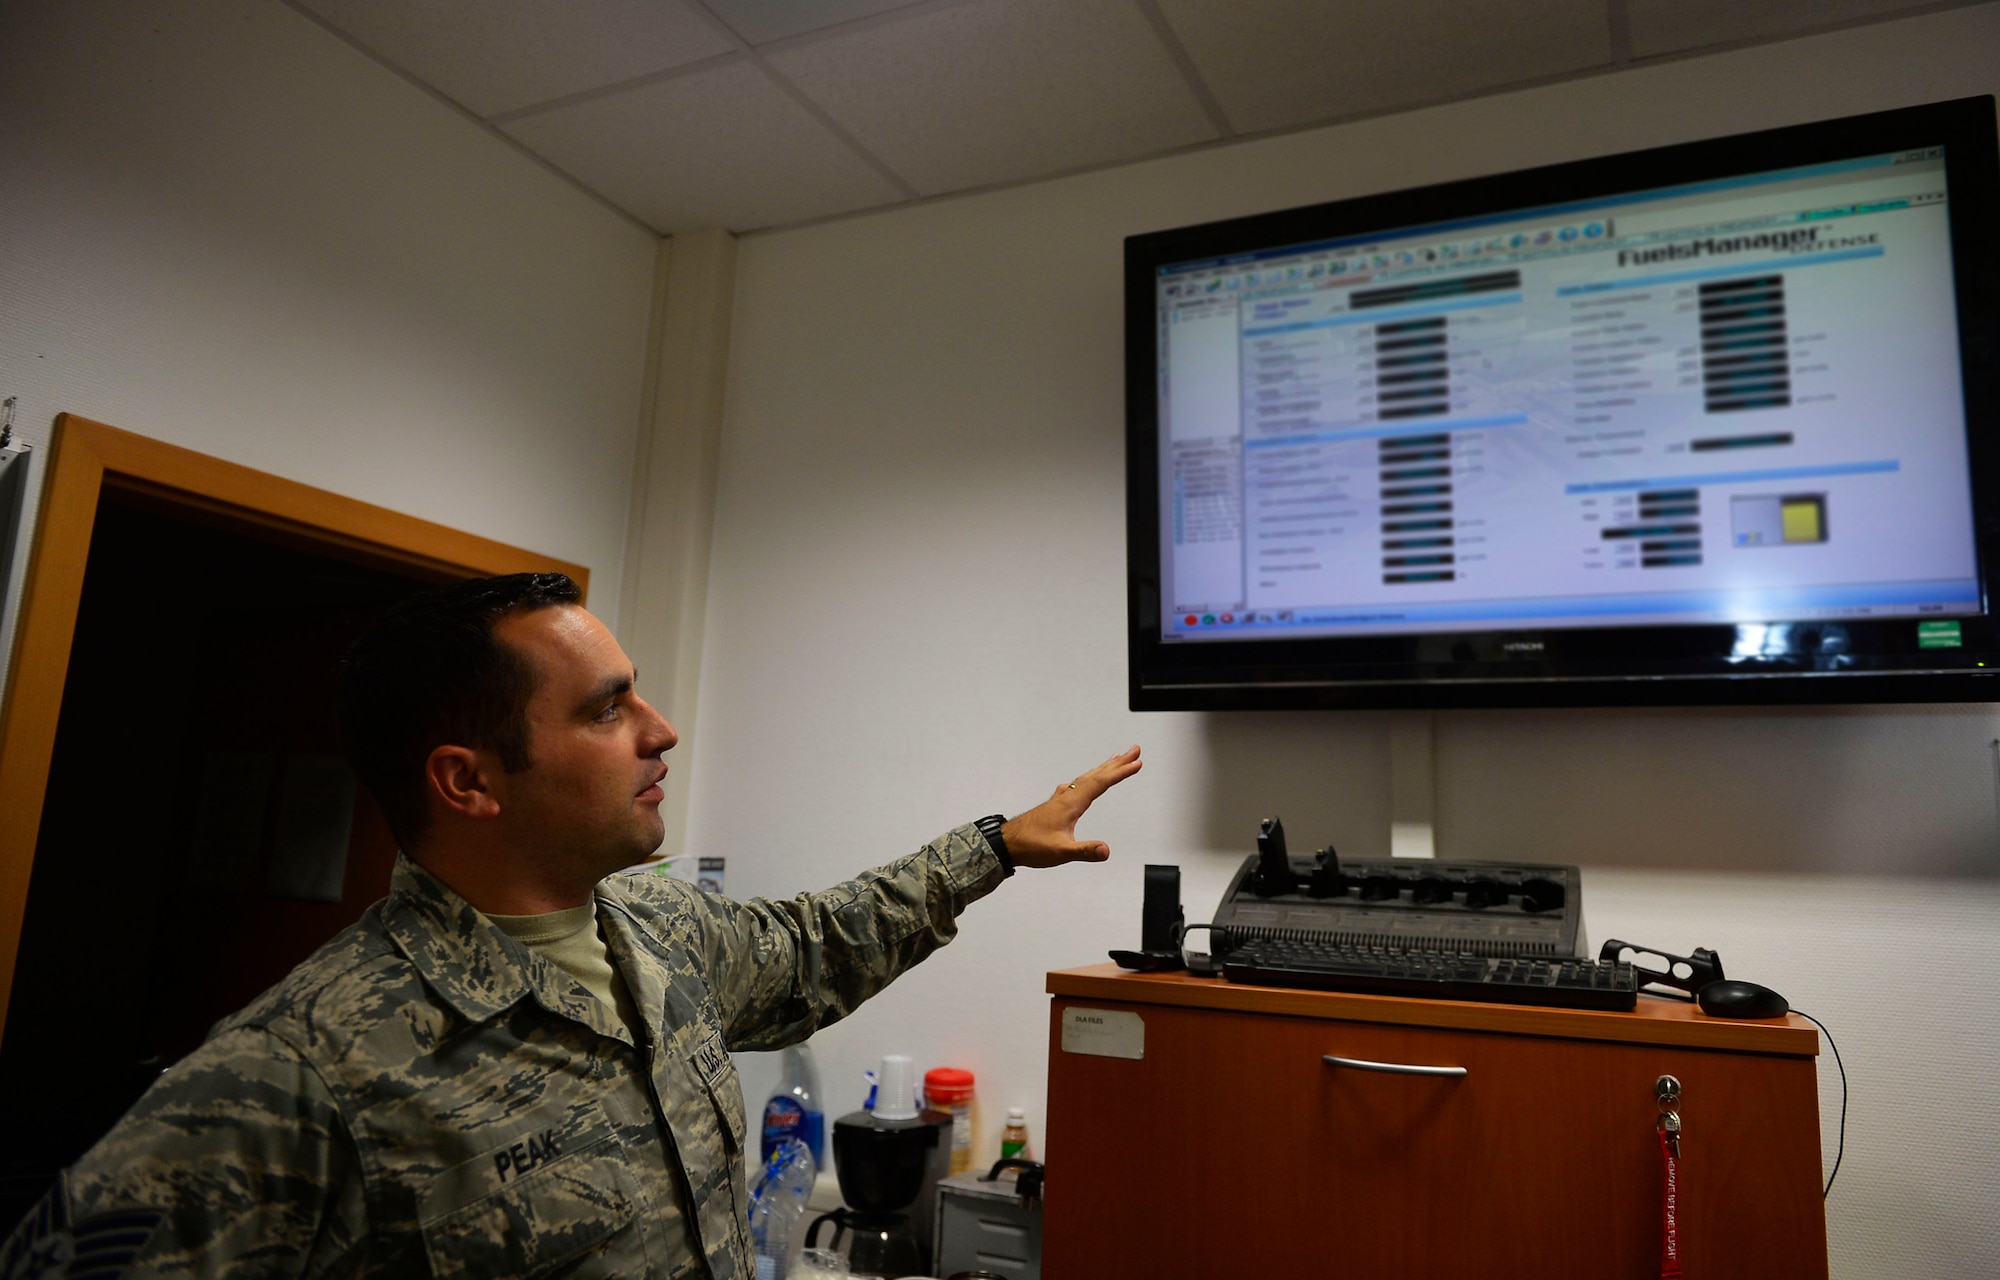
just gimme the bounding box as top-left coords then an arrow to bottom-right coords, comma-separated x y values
0,492 -> 433,1225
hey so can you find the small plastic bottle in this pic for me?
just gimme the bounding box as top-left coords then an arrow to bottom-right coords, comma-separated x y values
924,1066 -> 976,1175
747,1137 -> 816,1280
1000,1106 -> 1031,1161
760,1044 -> 825,1168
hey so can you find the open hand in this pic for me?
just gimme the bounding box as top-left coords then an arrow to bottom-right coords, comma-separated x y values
999,746 -> 1143,869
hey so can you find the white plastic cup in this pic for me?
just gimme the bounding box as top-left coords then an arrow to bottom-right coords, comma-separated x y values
872,1054 -> 918,1120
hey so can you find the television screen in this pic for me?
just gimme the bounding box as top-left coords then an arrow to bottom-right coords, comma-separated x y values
1127,97 -> 2000,709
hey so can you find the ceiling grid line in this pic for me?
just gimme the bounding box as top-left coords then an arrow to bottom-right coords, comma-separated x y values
281,0 -> 1997,236
686,0 -> 924,201
723,0 -> 1992,237
486,50 -> 749,128
743,0 -> 988,56
270,0 -> 658,235
738,70 -> 1645,240
1132,0 -> 1236,138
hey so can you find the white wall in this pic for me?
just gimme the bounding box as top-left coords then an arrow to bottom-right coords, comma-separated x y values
698,8 -> 2000,1277
0,0 -> 657,690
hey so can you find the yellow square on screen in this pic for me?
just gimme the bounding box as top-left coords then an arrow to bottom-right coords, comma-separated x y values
1781,499 -> 1822,543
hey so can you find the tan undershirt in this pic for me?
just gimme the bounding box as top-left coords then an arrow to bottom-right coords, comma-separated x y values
487,900 -> 643,1039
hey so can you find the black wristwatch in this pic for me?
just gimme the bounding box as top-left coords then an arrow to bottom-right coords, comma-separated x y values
975,814 -> 1015,877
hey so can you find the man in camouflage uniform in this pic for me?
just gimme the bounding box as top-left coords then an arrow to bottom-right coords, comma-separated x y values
0,573 -> 1140,1277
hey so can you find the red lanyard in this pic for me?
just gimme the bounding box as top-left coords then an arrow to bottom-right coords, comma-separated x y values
1655,1075 -> 1684,1280
1658,1127 -> 1683,1279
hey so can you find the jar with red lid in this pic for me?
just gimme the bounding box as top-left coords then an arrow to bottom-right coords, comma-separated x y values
923,1066 -> 977,1175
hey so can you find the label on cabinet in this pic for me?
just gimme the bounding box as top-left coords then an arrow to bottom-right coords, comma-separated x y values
1061,1008 -> 1144,1060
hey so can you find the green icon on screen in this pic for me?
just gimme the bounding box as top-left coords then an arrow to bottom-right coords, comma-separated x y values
1917,620 -> 1962,649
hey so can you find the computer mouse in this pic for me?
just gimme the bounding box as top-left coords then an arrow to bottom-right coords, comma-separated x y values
1697,979 -> 1790,1019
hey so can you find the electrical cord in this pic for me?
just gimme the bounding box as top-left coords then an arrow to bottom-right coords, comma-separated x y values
1638,988 -> 1846,1198
1193,950 -> 1850,1197
1176,921 -> 1222,972
1792,1009 -> 1847,1199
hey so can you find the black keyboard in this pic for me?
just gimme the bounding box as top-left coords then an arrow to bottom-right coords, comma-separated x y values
1220,938 -> 1638,1011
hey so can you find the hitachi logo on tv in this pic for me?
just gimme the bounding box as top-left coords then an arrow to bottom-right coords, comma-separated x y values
1617,226 -> 1820,267
1502,641 -> 1545,653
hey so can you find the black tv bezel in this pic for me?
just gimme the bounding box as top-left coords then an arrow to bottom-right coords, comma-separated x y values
1126,96 -> 2000,711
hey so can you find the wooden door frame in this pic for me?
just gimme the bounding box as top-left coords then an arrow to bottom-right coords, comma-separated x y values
0,414 -> 590,1040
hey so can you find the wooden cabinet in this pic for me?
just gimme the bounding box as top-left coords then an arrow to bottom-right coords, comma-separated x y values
1043,965 -> 1826,1279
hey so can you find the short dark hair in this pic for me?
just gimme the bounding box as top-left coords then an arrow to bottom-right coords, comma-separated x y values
339,572 -> 582,850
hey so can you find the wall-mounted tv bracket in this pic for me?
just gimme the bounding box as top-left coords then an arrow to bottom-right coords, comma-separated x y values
1598,938 -> 1724,994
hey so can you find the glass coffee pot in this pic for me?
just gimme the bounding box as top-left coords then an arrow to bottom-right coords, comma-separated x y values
805,1055 -> 951,1279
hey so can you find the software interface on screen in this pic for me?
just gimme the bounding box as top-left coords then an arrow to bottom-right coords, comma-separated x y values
1155,148 -> 1977,642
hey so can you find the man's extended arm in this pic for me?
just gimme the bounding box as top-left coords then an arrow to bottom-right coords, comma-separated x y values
674,824 -> 995,1049
668,747 -> 1142,1049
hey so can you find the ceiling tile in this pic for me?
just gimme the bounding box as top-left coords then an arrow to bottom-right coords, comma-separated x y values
702,0 -> 934,46
294,0 -> 735,117
1156,0 -> 1614,135
765,0 -> 1219,197
502,60 -> 906,232
1627,0 -> 1950,57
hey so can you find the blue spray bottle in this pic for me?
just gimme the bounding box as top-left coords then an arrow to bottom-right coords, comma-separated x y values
759,1043 -> 825,1168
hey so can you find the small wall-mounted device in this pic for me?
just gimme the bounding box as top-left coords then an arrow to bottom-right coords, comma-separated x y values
0,434 -> 31,610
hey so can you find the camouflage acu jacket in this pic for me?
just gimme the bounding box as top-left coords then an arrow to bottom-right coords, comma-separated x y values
0,823 -> 1008,1279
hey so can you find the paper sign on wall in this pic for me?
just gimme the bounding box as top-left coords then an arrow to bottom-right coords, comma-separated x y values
1061,1007 -> 1144,1060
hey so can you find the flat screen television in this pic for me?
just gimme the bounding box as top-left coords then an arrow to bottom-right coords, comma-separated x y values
1127,96 -> 2000,710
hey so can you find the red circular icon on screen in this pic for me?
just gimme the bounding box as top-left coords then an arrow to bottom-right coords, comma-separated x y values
1184,615 -> 1198,625
1221,613 -> 1234,623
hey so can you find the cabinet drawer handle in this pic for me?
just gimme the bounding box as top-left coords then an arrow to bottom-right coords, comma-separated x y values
1323,1053 -> 1467,1078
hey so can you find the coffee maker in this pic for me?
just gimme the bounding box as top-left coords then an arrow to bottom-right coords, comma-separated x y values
804,1056 -> 952,1278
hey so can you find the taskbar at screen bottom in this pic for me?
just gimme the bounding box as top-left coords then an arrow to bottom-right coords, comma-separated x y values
1163,579 -> 1982,641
